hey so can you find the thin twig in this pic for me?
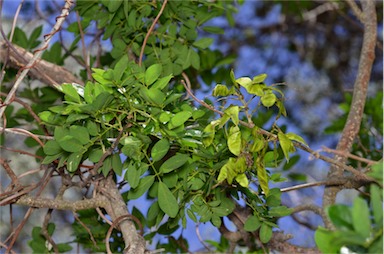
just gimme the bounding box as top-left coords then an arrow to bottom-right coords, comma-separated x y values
76,10 -> 92,80
345,0 -> 364,23
139,0 -> 168,66
0,0 -> 74,118
322,146 -> 378,165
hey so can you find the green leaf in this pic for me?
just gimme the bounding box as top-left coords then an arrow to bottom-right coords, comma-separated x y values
244,215 -> 261,232
257,164 -> 269,196
235,173 -> 249,187
193,38 -> 213,49
370,184 -> 383,225
61,83 -> 81,103
127,175 -> 155,200
278,131 -> 293,161
125,162 -> 141,189
111,153 -> 123,176
113,54 -> 128,81
212,84 -> 230,97
43,140 -> 62,155
58,136 -> 83,153
151,139 -> 170,162
269,206 -> 293,217
107,0 -> 122,12
228,126 -> 241,156
328,205 -> 353,230
158,181 -> 179,218
168,111 -> 192,129
286,132 -> 307,146
352,197 -> 371,238
160,153 -> 189,173
145,64 -> 162,86
88,149 -> 103,164
253,73 -> 267,83
261,91 -> 276,107
315,227 -> 341,253
224,105 -> 240,125
69,125 -> 90,145
259,223 -> 272,243
151,74 -> 173,90
86,121 -> 99,136
67,152 -> 83,172
236,77 -> 264,96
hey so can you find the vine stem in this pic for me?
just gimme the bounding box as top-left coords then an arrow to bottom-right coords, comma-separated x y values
138,0 -> 168,67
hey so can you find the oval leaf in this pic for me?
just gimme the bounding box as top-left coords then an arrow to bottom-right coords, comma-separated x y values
160,153 -> 189,173
151,139 -> 170,162
244,215 -> 261,232
145,64 -> 162,86
158,181 -> 179,218
168,111 -> 192,129
228,126 -> 241,156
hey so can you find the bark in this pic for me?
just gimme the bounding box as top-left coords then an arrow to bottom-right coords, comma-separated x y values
322,1 -> 377,228
0,41 -> 84,86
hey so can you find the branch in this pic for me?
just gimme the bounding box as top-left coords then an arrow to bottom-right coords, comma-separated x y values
15,195 -> 108,211
139,0 -> 168,66
0,0 -> 75,118
322,1 -> 377,227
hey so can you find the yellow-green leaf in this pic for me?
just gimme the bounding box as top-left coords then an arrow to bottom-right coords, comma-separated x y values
257,164 -> 269,196
278,131 -> 293,161
261,91 -> 276,107
224,105 -> 240,125
228,126 -> 241,156
151,139 -> 170,162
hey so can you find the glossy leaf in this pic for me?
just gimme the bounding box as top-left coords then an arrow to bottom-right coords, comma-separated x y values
168,111 -> 192,129
61,83 -> 81,103
158,181 -> 179,218
253,73 -> 267,83
261,91 -> 276,107
151,74 -> 173,90
228,126 -> 241,156
160,153 -> 189,173
145,64 -> 162,86
67,152 -> 83,172
151,139 -> 170,162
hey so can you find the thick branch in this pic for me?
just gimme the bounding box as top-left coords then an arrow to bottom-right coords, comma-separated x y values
0,41 -> 84,87
15,195 -> 108,211
98,176 -> 146,254
322,1 -> 377,226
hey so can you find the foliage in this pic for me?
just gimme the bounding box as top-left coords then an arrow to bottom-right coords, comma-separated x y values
315,163 -> 383,254
0,0 -> 381,253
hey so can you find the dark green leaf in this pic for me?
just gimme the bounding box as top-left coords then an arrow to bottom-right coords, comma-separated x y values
145,64 -> 162,86
244,215 -> 261,232
259,223 -> 272,243
151,139 -> 170,162
127,175 -> 154,200
43,140 -> 62,155
160,153 -> 189,173
168,111 -> 192,129
67,152 -> 83,172
158,181 -> 179,218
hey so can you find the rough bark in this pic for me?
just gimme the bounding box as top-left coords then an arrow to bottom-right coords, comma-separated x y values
322,1 -> 377,228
